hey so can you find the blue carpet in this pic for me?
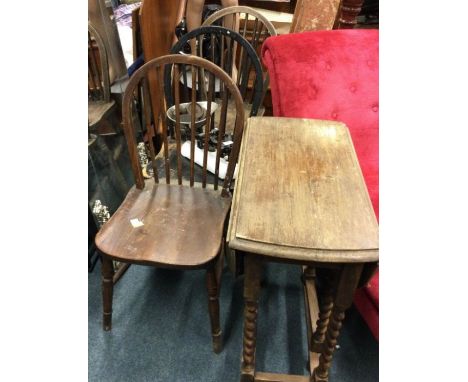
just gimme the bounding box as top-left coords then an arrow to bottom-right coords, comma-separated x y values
88,261 -> 378,381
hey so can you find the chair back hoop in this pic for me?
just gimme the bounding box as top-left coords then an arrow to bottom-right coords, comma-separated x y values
170,25 -> 264,116
122,54 -> 245,196
88,22 -> 111,102
202,5 -> 278,39
202,6 -> 277,102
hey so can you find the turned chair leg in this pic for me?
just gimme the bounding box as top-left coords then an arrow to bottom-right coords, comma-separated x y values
101,255 -> 115,331
206,267 -> 222,353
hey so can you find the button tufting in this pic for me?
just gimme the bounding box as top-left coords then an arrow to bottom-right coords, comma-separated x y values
326,62 -> 332,70
332,112 -> 338,118
372,105 -> 378,112
350,85 -> 356,93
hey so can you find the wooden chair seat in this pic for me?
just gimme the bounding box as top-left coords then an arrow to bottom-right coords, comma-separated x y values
96,182 -> 231,268
88,99 -> 116,128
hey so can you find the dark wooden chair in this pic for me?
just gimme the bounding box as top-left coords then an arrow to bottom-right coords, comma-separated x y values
170,25 -> 264,117
95,54 -> 245,354
202,5 -> 277,98
88,22 -> 116,130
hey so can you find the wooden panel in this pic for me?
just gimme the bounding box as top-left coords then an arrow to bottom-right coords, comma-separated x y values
228,117 -> 378,263
139,0 -> 183,61
139,0 -> 184,153
290,0 -> 341,32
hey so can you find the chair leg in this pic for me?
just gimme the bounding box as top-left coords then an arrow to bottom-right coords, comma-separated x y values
206,266 -> 222,353
101,255 -> 115,331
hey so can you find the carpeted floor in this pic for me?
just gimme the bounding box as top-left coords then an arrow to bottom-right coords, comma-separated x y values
88,133 -> 378,381
88,260 -> 378,382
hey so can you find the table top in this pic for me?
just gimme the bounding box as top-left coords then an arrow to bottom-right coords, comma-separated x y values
227,117 -> 378,263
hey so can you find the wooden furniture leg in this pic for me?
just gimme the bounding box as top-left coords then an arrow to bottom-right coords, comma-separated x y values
206,265 -> 222,354
241,254 -> 263,382
311,271 -> 336,353
302,266 -> 320,372
102,255 -> 115,331
312,264 -> 363,382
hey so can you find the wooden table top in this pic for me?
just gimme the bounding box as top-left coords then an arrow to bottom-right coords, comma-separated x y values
227,117 -> 379,263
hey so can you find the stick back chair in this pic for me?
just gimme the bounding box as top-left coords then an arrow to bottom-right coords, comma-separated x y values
88,22 -> 116,130
170,25 -> 264,117
95,54 -> 245,354
202,6 -> 277,101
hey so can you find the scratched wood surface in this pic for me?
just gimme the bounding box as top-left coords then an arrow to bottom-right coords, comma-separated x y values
96,182 -> 231,267
228,117 -> 378,263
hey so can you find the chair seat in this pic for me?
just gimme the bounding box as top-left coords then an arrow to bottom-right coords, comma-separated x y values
95,182 -> 231,268
88,99 -> 116,128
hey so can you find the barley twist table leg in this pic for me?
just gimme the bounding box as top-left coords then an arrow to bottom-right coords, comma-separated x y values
240,254 -> 263,382
312,291 -> 334,350
313,308 -> 345,381
312,264 -> 363,382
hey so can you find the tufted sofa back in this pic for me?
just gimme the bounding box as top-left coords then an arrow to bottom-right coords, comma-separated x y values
262,30 -> 379,217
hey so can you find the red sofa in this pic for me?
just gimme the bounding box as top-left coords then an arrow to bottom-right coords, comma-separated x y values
262,29 -> 379,340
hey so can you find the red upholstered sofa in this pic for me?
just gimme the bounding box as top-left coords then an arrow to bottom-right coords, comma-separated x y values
262,29 -> 379,340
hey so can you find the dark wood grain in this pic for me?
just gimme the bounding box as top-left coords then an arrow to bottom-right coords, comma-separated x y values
96,183 -> 231,267
139,0 -> 185,154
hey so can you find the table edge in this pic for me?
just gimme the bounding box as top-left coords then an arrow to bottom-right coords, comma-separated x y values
228,237 -> 379,263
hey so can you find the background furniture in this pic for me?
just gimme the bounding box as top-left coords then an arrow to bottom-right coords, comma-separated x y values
88,22 -> 117,130
261,29 -> 379,339
89,0 -> 128,83
170,25 -> 264,117
204,0 -> 366,29
202,5 -> 278,103
290,0 -> 340,32
228,117 -> 379,382
95,54 -> 246,353
138,0 -> 185,153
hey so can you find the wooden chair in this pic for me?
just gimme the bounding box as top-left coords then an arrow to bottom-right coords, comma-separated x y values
95,54 -> 245,354
202,6 -> 277,48
170,25 -> 264,117
201,5 -> 277,101
88,22 -> 116,130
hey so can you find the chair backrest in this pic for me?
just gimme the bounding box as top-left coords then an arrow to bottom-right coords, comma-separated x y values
202,6 -> 277,48
170,25 -> 263,117
122,54 -> 245,196
88,22 -> 111,103
202,6 -> 277,99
